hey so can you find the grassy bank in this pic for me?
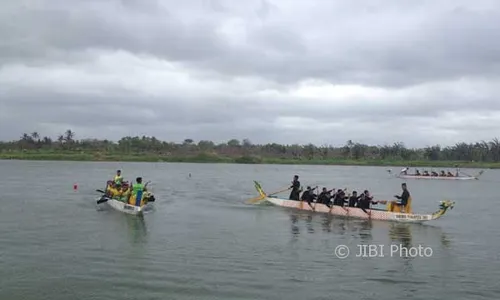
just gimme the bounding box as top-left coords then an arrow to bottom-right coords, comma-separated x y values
1,150 -> 498,169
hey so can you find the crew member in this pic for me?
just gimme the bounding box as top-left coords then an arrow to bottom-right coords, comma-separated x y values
289,175 -> 301,200
348,191 -> 360,207
393,183 -> 410,211
318,187 -> 333,206
128,177 -> 147,205
357,190 -> 378,209
332,189 -> 348,206
300,186 -> 317,208
114,170 -> 124,186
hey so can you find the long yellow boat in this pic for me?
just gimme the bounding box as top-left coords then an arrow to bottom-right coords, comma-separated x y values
251,181 -> 454,224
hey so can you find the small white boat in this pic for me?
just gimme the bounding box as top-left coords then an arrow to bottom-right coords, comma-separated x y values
96,182 -> 155,215
97,196 -> 149,215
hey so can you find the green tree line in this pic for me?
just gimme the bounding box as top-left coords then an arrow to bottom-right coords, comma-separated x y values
1,130 -> 500,165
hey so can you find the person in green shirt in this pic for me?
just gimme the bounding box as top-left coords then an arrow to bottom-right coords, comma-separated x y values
127,177 -> 148,205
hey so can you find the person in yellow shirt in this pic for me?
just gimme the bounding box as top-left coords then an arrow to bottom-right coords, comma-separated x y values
114,170 -> 124,187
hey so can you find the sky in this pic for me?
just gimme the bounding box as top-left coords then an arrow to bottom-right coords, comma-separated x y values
1,0 -> 500,148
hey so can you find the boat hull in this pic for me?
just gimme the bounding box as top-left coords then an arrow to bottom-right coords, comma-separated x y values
265,197 -> 438,223
98,196 -> 148,215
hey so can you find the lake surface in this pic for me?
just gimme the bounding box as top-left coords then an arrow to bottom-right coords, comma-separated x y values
0,160 -> 499,300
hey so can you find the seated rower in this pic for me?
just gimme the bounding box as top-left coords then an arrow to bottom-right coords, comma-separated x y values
357,190 -> 379,209
318,187 -> 333,206
431,171 -> 439,176
447,171 -> 454,177
400,167 -> 409,175
332,189 -> 348,207
423,171 -> 430,176
393,183 -> 410,211
301,186 -> 317,208
415,170 -> 421,176
348,191 -> 360,207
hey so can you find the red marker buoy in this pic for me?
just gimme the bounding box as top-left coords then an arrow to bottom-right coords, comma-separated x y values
73,183 -> 78,191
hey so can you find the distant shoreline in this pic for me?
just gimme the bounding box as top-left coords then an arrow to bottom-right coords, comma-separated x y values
0,151 -> 496,169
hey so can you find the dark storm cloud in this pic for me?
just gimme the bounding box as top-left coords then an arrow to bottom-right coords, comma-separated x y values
2,0 -> 500,86
1,0 -> 500,146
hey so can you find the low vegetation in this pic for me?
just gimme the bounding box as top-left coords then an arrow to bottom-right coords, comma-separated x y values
1,130 -> 500,168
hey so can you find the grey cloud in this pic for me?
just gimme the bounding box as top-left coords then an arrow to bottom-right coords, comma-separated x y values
1,0 -> 500,147
3,0 -> 499,87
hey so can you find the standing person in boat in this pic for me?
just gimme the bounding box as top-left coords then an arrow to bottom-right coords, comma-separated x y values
114,170 -> 124,187
393,183 -> 410,211
289,175 -> 301,200
127,177 -> 148,204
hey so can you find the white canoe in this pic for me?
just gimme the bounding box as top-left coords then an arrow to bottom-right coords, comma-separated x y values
97,196 -> 149,215
252,182 -> 455,224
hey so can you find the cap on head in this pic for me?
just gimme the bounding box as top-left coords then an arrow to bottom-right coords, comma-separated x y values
353,191 -> 357,194
117,170 -> 121,173
294,175 -> 299,179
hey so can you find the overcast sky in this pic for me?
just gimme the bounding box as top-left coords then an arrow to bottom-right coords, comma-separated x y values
1,0 -> 500,147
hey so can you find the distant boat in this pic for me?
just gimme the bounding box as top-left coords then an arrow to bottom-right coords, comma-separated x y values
387,169 -> 484,180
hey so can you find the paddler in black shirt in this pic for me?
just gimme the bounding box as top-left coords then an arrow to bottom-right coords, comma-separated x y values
332,189 -> 348,206
394,183 -> 410,210
300,186 -> 317,209
318,187 -> 333,206
357,190 -> 379,209
348,191 -> 360,207
289,175 -> 301,200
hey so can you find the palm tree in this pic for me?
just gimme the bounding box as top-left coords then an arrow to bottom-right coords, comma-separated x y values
64,129 -> 74,142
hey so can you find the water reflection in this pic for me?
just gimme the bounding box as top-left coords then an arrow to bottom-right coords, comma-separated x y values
389,223 -> 412,250
287,211 -> 451,254
125,214 -> 148,245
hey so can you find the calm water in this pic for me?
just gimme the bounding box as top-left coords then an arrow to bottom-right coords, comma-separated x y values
0,160 -> 499,300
